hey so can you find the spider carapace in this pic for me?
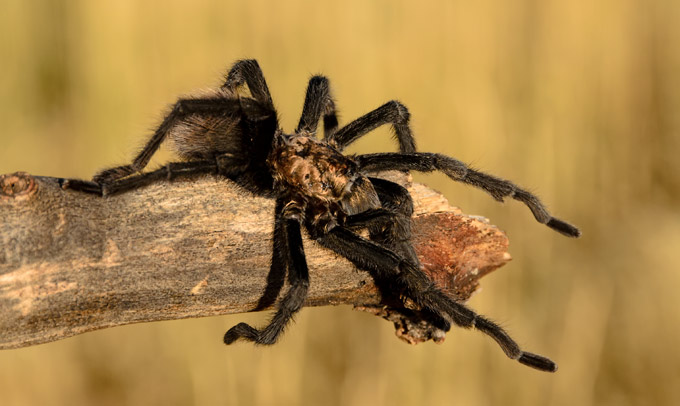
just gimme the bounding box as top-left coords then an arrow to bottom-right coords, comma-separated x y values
61,59 -> 580,372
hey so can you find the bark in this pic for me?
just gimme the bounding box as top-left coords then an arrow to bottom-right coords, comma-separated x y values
0,171 -> 510,349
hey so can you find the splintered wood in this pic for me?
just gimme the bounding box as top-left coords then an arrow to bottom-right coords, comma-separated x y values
0,171 -> 510,349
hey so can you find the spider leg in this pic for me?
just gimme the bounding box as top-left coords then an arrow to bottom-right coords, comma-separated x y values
343,178 -> 417,266
63,160 -> 220,196
64,153 -> 246,196
349,178 -> 451,330
222,59 -> 274,110
345,206 -> 452,333
365,177 -> 418,265
105,160 -> 222,195
328,100 -> 416,153
296,76 -> 339,138
357,153 -> 581,237
345,179 -> 423,299
253,198 -> 289,311
348,177 -> 460,333
224,212 -> 309,345
317,226 -> 558,372
95,60 -> 271,186
93,97 -> 244,184
59,178 -> 104,195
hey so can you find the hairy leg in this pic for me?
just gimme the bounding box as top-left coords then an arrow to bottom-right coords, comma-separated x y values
93,98 -> 244,184
224,212 -> 309,345
296,75 -> 339,138
222,59 -> 274,110
328,100 -> 416,153
365,177 -> 418,265
95,59 -> 272,185
317,226 -> 557,372
253,198 -> 289,311
64,152 -> 248,196
346,177 -> 450,334
62,160 -> 218,196
357,153 -> 581,237
345,204 -> 452,333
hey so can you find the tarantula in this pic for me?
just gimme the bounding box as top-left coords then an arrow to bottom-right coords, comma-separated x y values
62,60 -> 580,372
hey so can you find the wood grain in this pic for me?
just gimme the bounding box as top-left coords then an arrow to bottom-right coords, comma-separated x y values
0,171 -> 510,349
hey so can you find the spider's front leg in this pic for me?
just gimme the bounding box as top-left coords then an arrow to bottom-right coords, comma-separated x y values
344,177 -> 457,336
358,152 -> 581,237
363,177 -> 419,265
317,226 -> 557,372
224,200 -> 309,345
328,100 -> 417,154
253,198 -> 289,311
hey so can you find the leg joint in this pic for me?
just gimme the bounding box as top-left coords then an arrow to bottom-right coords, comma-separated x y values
386,100 -> 410,123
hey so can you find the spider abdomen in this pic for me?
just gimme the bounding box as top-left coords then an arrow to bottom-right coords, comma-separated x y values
170,92 -> 277,164
171,114 -> 244,161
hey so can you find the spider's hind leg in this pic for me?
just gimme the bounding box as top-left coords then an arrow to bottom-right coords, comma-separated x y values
296,75 -> 339,138
64,153 -> 246,196
92,97 -> 244,185
222,59 -> 274,110
63,159 -> 220,196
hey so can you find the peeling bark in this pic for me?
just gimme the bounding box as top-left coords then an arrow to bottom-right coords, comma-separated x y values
0,171 -> 510,349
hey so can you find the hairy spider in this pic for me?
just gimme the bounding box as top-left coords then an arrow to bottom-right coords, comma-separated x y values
62,60 -> 580,372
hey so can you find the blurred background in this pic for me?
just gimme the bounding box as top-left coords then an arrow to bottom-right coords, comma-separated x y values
1,1 -> 679,405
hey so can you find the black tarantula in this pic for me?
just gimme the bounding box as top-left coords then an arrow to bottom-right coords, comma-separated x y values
62,60 -> 580,372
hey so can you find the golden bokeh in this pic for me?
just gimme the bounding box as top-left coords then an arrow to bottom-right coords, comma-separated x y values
1,1 -> 679,405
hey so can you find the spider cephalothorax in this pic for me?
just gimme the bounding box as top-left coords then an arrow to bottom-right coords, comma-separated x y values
268,134 -> 381,233
270,134 -> 357,201
62,60 -> 580,372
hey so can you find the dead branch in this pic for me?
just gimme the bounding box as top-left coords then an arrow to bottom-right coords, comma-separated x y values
0,171 -> 510,349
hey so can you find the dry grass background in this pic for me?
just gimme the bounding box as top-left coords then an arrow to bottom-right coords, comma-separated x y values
1,1 -> 679,405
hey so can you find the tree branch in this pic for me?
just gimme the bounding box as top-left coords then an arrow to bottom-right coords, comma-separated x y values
0,171 -> 510,349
